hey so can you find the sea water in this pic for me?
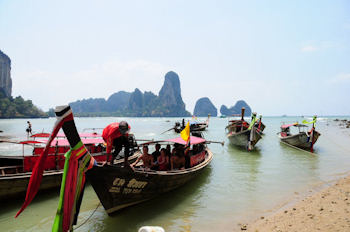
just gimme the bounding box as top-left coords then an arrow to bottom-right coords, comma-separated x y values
1,116 -> 350,232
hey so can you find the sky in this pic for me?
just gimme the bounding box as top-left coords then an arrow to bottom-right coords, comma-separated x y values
0,0 -> 349,116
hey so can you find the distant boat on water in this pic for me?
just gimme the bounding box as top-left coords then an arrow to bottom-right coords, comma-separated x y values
173,115 -> 210,133
225,108 -> 263,151
278,116 -> 320,152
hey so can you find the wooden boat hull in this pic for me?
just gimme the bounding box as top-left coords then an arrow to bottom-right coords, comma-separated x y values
174,123 -> 208,133
86,149 -> 213,214
227,129 -> 262,149
0,153 -> 139,201
0,170 -> 63,201
255,122 -> 265,132
279,131 -> 321,150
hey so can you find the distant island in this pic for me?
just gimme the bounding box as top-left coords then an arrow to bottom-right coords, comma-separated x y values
0,50 -> 46,118
192,97 -> 251,117
1,49 -> 253,118
220,100 -> 252,117
193,97 -> 217,117
68,71 -> 191,117
67,71 -> 253,117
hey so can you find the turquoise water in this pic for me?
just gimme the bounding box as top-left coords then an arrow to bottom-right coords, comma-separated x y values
1,116 -> 350,231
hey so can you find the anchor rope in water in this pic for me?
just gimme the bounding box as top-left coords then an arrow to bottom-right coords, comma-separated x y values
223,136 -> 350,197
319,127 -> 350,153
278,139 -> 316,156
74,202 -> 101,230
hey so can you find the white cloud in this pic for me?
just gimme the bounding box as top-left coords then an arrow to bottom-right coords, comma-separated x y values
301,45 -> 318,52
331,73 -> 350,83
12,59 -> 170,110
300,41 -> 336,53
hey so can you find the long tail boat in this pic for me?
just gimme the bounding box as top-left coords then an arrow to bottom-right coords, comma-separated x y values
0,132 -> 138,201
226,108 -> 262,151
49,105 -> 213,215
13,105 -> 215,223
174,115 -> 210,133
255,115 -> 265,132
278,116 -> 321,152
86,136 -> 213,214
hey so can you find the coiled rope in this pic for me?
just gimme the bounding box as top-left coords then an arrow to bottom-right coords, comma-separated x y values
74,202 -> 101,230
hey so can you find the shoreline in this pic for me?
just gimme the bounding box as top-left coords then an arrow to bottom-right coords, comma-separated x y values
244,173 -> 350,231
235,120 -> 350,232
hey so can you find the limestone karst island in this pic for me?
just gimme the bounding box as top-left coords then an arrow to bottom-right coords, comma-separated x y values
1,1 -> 349,232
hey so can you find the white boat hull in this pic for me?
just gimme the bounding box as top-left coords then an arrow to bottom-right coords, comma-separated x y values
227,129 -> 262,149
280,131 -> 321,150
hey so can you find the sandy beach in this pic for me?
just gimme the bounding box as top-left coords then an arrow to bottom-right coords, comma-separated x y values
246,174 -> 350,232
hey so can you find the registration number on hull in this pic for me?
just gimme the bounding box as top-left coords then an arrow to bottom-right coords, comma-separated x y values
109,178 -> 148,194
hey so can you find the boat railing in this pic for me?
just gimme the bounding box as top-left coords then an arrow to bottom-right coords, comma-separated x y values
0,165 -> 22,176
133,148 -> 209,174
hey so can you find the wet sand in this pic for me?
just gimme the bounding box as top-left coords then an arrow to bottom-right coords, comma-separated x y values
236,120 -> 350,232
246,172 -> 350,231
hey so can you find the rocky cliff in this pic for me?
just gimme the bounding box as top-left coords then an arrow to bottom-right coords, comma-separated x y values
69,98 -> 108,113
220,100 -> 252,116
0,50 -> 12,97
159,71 -> 183,106
69,71 -> 191,117
156,71 -> 190,116
0,50 -> 47,118
128,88 -> 143,110
193,97 -> 217,117
106,91 -> 131,111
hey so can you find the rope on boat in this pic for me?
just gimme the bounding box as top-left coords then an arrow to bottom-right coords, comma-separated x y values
319,128 -> 350,153
278,132 -> 350,196
281,124 -> 350,197
279,140 -> 316,156
74,202 -> 101,230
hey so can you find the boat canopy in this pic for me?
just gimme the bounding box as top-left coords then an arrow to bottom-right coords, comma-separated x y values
37,138 -> 105,146
70,132 -> 101,137
281,123 -> 308,129
32,132 -> 101,138
18,140 -> 44,144
165,136 -> 206,145
30,133 -> 51,138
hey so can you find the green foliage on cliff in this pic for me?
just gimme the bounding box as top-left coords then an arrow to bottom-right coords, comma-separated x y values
69,71 -> 192,117
0,91 -> 47,118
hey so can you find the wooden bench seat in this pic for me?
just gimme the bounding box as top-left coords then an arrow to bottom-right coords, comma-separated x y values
0,165 -> 22,176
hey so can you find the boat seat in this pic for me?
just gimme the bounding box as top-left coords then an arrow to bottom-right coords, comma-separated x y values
280,132 -> 287,137
0,165 -> 22,176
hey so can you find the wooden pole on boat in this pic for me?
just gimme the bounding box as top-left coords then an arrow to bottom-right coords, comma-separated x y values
240,107 -> 245,132
55,140 -> 59,170
205,140 -> 225,146
241,107 -> 245,121
22,144 -> 24,173
258,115 -> 262,130
55,106 -> 81,148
161,127 -> 175,134
135,139 -> 154,142
310,115 -> 317,153
206,114 -> 210,127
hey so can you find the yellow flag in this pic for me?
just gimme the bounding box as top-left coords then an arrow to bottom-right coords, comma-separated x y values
180,121 -> 190,142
